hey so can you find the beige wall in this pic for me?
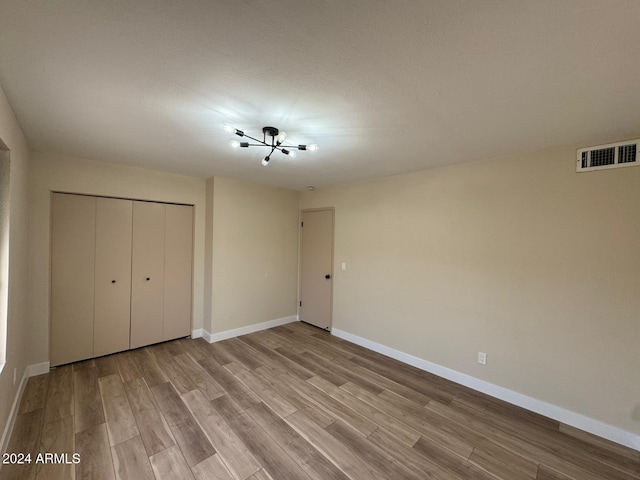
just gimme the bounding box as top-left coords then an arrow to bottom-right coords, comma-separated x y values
203,177 -> 214,332
28,151 -> 206,364
0,85 -> 31,443
210,176 -> 299,333
300,143 -> 640,435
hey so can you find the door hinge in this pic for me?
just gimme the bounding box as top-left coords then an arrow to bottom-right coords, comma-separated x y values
301,221 -> 303,227
299,300 -> 302,307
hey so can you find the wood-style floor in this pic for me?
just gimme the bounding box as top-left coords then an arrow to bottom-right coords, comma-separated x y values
1,322 -> 639,480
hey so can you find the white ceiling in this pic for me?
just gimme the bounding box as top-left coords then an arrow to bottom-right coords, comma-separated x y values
1,1 -> 639,190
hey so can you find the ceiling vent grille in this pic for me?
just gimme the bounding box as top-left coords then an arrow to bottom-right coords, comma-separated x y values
577,140 -> 639,172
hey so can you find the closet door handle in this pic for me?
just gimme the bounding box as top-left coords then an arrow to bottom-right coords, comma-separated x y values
111,280 -> 116,284
146,277 -> 150,281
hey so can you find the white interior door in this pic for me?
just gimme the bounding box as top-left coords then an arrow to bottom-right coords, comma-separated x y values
299,209 -> 334,330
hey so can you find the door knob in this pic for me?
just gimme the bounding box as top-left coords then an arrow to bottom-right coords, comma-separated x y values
111,280 -> 116,284
325,274 -> 331,279
146,277 -> 150,281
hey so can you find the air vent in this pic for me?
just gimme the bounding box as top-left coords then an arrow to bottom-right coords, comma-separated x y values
577,140 -> 639,172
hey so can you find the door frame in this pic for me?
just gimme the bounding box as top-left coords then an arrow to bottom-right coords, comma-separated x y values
298,207 -> 335,331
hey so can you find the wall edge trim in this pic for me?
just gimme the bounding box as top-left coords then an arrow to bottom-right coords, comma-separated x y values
198,315 -> 298,344
331,328 -> 640,452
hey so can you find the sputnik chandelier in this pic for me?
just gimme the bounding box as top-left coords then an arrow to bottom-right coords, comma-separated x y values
224,125 -> 318,166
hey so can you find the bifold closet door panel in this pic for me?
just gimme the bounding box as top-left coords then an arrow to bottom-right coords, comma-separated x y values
94,198 -> 132,357
163,204 -> 193,341
130,201 -> 165,349
50,193 -> 96,366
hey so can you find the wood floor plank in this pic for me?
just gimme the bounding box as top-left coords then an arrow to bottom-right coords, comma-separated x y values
114,351 -> 144,383
558,424 -> 640,463
0,409 -> 44,480
349,354 -> 456,404
34,416 -> 75,480
206,342 -> 238,366
149,444 -> 195,480
191,454 -> 234,480
303,349 -> 386,395
242,330 -> 285,350
279,373 -> 378,437
43,365 -> 74,424
253,365 -> 335,428
425,399 -> 617,480
73,359 -> 96,372
3,326 -> 637,480
246,402 -> 349,480
344,382 -> 475,459
212,395 -> 311,480
536,465 -> 575,480
308,375 -> 421,447
159,338 -> 187,357
75,423 -> 115,480
123,378 -> 175,456
176,337 -> 211,362
172,353 -> 226,400
111,436 -> 154,480
222,337 -> 263,370
247,470 -> 274,480
275,347 -> 348,387
469,447 -> 536,480
334,355 -> 432,406
412,435 -> 501,480
150,346 -> 198,395
150,382 -> 193,426
74,367 -> 105,434
326,419 -> 424,480
197,357 -> 261,410
182,390 -> 262,479
95,355 -> 119,379
226,362 -> 297,418
98,374 -> 139,446
19,374 -> 50,414
367,426 -> 456,479
150,382 -> 215,467
236,335 -> 314,380
129,348 -> 168,387
285,410 -> 386,480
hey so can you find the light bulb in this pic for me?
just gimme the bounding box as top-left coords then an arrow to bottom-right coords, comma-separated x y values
262,156 -> 270,166
277,132 -> 287,144
308,144 -> 319,152
229,140 -> 240,148
223,124 -> 235,133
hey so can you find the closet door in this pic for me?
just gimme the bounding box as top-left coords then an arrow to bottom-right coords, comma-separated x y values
130,201 -> 165,348
163,204 -> 193,340
51,193 -> 96,366
94,198 -> 132,357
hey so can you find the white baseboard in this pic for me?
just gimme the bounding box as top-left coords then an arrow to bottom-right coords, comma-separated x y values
332,328 -> 640,452
191,328 -> 204,340
204,315 -> 298,344
0,361 -> 51,459
27,362 -> 50,377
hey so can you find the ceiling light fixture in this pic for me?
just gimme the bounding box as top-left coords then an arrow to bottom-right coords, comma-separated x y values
224,125 -> 318,166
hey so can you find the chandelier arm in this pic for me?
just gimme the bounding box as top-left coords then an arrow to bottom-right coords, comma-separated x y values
241,133 -> 266,145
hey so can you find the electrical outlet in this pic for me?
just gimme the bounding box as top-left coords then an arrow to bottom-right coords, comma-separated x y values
13,367 -> 16,385
478,352 -> 487,365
